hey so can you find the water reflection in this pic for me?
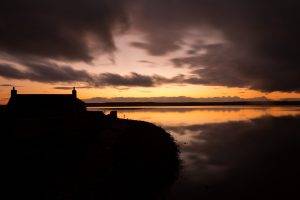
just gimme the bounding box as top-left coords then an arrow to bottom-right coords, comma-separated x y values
88,106 -> 300,126
89,106 -> 300,199
169,116 -> 300,199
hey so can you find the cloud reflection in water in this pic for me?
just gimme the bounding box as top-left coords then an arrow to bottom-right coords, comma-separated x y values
95,106 -> 300,199
168,115 -> 299,199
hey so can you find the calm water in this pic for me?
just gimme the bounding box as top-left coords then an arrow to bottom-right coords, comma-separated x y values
88,106 -> 300,199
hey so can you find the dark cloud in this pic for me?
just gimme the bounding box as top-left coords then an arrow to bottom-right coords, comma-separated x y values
171,43 -> 300,92
0,62 -> 92,83
0,84 -> 23,87
130,38 -> 182,56
130,0 -> 300,92
95,72 -> 155,87
138,60 -> 155,64
167,115 -> 300,199
0,1 -> 299,92
0,61 -> 178,87
0,0 -> 129,62
0,84 -> 13,87
93,73 -> 184,87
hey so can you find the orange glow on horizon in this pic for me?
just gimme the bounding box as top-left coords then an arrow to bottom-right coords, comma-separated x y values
91,106 -> 300,127
1,78 -> 300,105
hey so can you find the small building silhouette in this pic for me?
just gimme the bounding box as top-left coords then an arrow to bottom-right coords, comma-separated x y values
7,87 -> 86,115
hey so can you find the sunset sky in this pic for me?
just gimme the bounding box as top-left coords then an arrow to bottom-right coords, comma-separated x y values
0,0 -> 299,103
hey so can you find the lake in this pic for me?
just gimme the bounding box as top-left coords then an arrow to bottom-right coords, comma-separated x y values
88,106 -> 300,199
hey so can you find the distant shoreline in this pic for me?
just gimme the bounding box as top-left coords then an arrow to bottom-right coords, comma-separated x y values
86,101 -> 300,107
1,101 -> 300,108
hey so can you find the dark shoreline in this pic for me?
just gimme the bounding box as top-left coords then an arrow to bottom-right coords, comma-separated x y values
1,111 -> 180,200
86,101 -> 300,107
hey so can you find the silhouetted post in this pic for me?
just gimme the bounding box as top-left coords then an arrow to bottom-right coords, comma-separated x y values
11,87 -> 17,98
72,87 -> 77,98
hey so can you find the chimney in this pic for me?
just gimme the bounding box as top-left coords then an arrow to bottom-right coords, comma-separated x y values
11,87 -> 17,98
72,87 -> 77,98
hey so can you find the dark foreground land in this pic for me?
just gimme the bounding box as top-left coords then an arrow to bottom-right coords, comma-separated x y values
0,111 -> 180,200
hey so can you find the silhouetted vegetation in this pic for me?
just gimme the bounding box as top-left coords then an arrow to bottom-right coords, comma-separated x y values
1,110 -> 180,200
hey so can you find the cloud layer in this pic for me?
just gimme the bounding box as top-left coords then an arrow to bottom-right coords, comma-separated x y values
0,0 -> 129,62
130,0 -> 300,92
0,61 -> 175,87
0,0 -> 299,92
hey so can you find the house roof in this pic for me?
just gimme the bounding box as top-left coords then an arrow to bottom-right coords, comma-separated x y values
7,93 -> 86,114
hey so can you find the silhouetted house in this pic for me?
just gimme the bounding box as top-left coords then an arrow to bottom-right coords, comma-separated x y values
7,87 -> 86,115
